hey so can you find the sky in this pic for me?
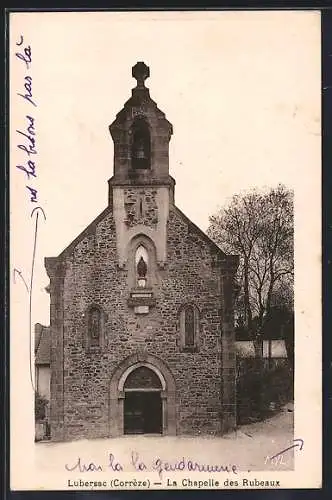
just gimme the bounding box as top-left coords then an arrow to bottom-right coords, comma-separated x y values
9,11 -> 322,488
10,10 -> 321,327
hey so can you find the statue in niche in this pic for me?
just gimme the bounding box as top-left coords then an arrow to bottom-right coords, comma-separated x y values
135,245 -> 149,288
137,256 -> 147,278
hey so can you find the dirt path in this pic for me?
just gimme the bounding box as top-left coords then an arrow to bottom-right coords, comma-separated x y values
35,406 -> 294,479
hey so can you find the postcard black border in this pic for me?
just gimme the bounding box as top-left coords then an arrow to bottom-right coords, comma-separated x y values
2,4 -> 331,500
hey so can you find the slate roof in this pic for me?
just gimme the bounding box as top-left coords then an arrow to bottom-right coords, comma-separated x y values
35,324 -> 50,365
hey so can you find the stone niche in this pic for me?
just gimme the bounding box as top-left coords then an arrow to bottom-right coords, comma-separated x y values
126,235 -> 158,314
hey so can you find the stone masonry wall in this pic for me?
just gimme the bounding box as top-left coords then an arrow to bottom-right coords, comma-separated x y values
124,188 -> 158,228
52,203 -> 233,441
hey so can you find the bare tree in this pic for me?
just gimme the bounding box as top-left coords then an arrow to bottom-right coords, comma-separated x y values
207,184 -> 294,357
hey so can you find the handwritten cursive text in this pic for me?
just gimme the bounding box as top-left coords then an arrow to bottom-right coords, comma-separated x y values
64,451 -> 238,480
13,34 -> 46,393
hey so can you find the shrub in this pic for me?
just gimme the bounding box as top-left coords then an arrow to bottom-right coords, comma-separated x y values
236,359 -> 293,425
35,392 -> 49,421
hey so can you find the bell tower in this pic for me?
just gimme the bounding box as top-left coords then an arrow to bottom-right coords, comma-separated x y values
108,62 -> 174,270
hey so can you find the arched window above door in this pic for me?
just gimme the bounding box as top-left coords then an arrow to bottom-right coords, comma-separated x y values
124,366 -> 162,390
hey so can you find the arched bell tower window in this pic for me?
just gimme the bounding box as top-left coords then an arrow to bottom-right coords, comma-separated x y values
179,304 -> 200,352
131,118 -> 151,170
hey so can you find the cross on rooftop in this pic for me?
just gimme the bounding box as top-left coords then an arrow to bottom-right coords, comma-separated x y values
132,62 -> 150,88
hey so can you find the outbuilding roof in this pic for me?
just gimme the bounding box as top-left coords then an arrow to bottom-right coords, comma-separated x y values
35,324 -> 50,365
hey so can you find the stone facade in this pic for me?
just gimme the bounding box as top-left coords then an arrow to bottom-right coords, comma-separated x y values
124,188 -> 159,228
45,62 -> 238,442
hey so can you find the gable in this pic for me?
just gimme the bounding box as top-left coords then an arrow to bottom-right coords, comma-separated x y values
58,206 -> 113,259
172,205 -> 227,258
50,198 -> 229,266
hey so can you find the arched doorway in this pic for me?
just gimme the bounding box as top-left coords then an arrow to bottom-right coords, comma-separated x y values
123,366 -> 162,434
109,352 -> 176,437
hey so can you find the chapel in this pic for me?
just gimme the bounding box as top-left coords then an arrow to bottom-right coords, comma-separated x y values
45,62 -> 238,441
